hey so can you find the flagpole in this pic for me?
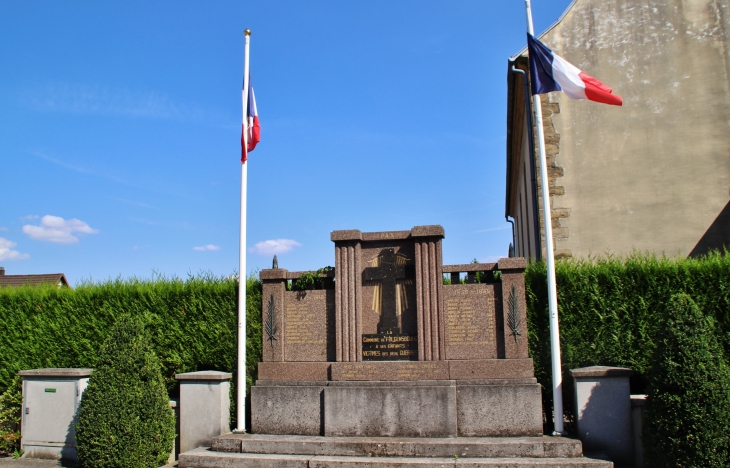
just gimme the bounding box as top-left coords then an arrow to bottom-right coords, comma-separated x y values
236,28 -> 251,433
524,0 -> 565,436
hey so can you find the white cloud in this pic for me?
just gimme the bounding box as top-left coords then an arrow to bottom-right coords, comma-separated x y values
0,227 -> 8,231
18,82 -> 227,126
249,239 -> 302,256
193,244 -> 221,252
22,215 -> 99,244
116,198 -> 158,209
479,255 -> 502,263
0,238 -> 29,261
473,226 -> 511,233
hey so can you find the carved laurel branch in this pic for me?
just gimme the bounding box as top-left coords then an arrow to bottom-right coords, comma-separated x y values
508,284 -> 522,344
265,294 -> 278,347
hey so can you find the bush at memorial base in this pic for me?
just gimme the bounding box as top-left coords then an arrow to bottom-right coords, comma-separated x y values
75,315 -> 175,468
642,293 -> 730,467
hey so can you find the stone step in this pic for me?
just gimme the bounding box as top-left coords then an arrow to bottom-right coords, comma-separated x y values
212,434 -> 584,459
179,448 -> 614,468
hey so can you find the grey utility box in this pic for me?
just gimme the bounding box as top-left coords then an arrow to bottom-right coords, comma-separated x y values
19,368 -> 93,463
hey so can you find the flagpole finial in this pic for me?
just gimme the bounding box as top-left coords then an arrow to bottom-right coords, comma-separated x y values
244,28 -> 252,36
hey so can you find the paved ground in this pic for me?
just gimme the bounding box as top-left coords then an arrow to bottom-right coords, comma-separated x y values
0,459 -> 69,467
0,458 -> 177,468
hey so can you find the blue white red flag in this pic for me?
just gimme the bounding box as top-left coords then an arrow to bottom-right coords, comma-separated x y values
241,76 -> 260,163
527,34 -> 622,106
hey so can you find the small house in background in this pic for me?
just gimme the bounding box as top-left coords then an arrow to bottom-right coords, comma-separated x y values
0,267 -> 69,288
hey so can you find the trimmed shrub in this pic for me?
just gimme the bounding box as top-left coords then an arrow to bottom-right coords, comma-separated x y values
75,315 -> 175,467
642,293 -> 730,467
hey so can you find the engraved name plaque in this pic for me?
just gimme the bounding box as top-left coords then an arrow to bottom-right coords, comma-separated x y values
362,333 -> 418,361
443,283 -> 498,360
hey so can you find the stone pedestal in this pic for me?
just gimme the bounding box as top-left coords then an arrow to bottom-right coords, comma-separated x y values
631,394 -> 647,468
251,378 -> 542,437
176,371 -> 231,453
570,366 -> 633,466
254,227 -> 540,440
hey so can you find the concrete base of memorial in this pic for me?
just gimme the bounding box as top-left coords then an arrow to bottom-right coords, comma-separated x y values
251,378 -> 542,437
178,434 -> 614,467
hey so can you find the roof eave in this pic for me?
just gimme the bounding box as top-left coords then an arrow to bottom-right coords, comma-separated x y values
509,0 -> 580,60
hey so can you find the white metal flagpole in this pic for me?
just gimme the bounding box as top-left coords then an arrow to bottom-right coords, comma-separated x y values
524,0 -> 565,435
236,28 -> 251,433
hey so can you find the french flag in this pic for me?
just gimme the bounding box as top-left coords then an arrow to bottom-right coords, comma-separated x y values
527,34 -> 622,106
241,75 -> 260,163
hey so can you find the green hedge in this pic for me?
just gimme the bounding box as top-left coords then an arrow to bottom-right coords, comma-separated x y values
0,273 -> 262,427
525,251 -> 730,432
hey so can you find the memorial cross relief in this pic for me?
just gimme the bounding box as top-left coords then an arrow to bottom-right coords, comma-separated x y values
362,248 -> 414,334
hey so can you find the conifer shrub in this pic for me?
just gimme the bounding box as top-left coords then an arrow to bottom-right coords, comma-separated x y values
0,376 -> 22,456
75,315 -> 175,468
643,293 -> 730,467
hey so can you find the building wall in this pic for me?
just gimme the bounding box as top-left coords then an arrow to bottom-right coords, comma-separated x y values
520,0 -> 730,258
513,114 -> 540,259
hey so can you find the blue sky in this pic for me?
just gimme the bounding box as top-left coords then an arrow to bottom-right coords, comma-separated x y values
0,1 -> 573,285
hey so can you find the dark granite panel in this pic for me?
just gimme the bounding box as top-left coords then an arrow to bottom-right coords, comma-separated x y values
257,362 -> 331,381
262,278 -> 286,362
497,257 -> 527,270
283,290 -> 334,362
330,230 -> 362,241
361,230 -> 412,241
410,225 -> 445,238
442,284 -> 498,360
335,246 -> 343,362
500,268 -> 529,359
260,269 -> 289,280
331,361 -> 449,381
448,359 -> 535,380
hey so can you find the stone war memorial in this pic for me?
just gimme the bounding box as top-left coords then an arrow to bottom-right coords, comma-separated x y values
180,226 -> 611,466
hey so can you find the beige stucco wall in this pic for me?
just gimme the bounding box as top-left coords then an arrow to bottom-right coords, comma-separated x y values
542,0 -> 730,257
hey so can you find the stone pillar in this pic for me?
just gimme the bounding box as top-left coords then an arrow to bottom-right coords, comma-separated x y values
412,225 -> 445,361
570,366 -> 633,466
176,371 -> 231,453
497,258 -> 529,359
331,230 -> 363,362
631,394 -> 647,468
260,268 -> 288,362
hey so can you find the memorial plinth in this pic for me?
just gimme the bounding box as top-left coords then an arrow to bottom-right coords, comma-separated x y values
252,226 -> 542,438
